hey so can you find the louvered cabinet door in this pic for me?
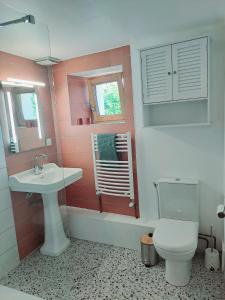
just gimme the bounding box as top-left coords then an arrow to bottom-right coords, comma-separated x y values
172,37 -> 208,101
141,45 -> 173,103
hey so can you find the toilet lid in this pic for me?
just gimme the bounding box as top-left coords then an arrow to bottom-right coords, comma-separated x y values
153,218 -> 198,253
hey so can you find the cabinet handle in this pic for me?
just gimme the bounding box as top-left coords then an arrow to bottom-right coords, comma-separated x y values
173,71 -> 177,75
168,72 -> 171,75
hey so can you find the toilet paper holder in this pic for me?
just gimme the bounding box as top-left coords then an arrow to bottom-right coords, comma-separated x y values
217,204 -> 225,219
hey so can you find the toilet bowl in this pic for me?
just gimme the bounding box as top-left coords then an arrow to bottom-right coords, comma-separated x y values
153,218 -> 198,286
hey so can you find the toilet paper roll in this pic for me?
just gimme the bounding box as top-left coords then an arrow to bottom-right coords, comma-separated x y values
217,204 -> 225,218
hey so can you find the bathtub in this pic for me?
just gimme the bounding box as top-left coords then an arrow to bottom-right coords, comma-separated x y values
61,206 -> 158,250
0,286 -> 43,300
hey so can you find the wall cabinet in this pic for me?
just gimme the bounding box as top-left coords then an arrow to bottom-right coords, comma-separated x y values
141,37 -> 208,104
141,45 -> 173,103
140,36 -> 209,127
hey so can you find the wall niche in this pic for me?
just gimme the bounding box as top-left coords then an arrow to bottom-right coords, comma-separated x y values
67,65 -> 123,126
67,75 -> 92,126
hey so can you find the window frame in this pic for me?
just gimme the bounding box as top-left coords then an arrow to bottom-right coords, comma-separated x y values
14,89 -> 38,123
87,72 -> 125,123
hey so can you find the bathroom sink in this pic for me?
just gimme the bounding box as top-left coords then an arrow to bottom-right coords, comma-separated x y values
9,163 -> 83,257
9,163 -> 82,194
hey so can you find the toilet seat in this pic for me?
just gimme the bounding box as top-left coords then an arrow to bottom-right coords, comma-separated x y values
153,218 -> 198,253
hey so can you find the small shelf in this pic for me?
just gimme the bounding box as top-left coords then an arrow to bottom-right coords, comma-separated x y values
143,98 -> 209,127
144,97 -> 208,106
145,122 -> 210,129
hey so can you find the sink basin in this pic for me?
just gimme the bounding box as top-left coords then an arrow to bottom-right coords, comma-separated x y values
9,163 -> 83,257
9,163 -> 82,194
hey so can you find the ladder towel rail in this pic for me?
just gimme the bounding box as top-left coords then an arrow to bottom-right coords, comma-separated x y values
91,132 -> 136,216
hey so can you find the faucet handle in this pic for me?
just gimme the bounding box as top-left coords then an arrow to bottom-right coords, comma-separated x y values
40,154 -> 48,160
33,154 -> 48,174
33,156 -> 41,175
40,154 -> 48,168
33,155 -> 39,165
43,153 -> 48,161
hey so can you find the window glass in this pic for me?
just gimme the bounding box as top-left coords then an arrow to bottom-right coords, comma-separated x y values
95,81 -> 122,116
18,93 -> 37,120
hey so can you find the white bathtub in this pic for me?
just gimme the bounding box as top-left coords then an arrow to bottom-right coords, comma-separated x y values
0,286 -> 43,300
61,206 -> 158,250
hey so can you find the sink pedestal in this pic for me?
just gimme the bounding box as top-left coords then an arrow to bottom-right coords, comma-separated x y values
40,192 -> 70,256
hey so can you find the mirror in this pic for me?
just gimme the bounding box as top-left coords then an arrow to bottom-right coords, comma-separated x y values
0,3 -> 54,154
0,82 -> 45,152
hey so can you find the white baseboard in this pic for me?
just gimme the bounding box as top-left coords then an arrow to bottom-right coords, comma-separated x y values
60,206 -> 158,251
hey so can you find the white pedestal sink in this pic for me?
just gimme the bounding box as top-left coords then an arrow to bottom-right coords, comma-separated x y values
9,163 -> 82,256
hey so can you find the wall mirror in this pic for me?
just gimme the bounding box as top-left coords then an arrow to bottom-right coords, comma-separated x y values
0,3 -> 55,154
0,82 -> 45,152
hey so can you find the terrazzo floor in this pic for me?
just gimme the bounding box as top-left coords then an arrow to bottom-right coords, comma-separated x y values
0,239 -> 224,300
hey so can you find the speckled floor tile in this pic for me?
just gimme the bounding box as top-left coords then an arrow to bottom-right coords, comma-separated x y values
0,239 -> 224,300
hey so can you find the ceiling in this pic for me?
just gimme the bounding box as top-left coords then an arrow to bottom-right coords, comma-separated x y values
0,0 -> 225,60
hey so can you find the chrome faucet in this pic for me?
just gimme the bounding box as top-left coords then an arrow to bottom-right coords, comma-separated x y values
33,154 -> 48,175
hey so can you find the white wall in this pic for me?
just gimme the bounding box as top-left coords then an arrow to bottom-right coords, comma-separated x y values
0,126 -> 19,278
131,24 -> 225,249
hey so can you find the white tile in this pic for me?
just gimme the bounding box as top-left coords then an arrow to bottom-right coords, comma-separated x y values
0,208 -> 14,235
0,128 -> 6,169
0,168 -> 8,190
0,127 -> 3,147
0,227 -> 17,256
0,146 -> 6,169
0,246 -> 19,278
0,188 -> 12,212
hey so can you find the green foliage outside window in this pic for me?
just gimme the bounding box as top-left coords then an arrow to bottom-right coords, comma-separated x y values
30,93 -> 37,119
102,82 -> 122,115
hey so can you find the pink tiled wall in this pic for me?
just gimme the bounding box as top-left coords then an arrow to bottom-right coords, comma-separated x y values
0,46 -> 139,259
0,51 -> 57,259
53,46 -> 139,217
67,76 -> 92,125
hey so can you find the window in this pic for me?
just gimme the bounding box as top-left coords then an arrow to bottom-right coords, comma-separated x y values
17,92 -> 37,120
11,87 -> 39,128
88,73 -> 124,122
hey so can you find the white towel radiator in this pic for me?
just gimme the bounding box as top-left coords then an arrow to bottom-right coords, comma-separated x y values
91,132 -> 137,217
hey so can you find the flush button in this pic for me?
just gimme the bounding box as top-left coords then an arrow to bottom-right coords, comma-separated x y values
175,178 -> 181,181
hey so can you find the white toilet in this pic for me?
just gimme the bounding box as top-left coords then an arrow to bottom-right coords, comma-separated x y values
153,178 -> 199,287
